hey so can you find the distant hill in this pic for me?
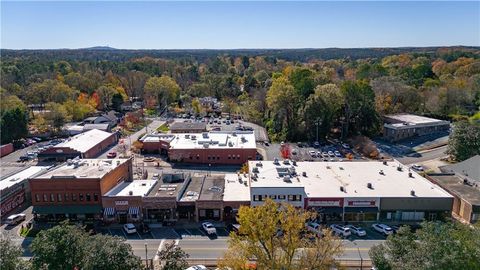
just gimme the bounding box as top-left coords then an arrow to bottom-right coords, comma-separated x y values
1,46 -> 479,62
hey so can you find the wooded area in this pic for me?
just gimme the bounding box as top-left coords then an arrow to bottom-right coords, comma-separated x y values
1,46 -> 479,144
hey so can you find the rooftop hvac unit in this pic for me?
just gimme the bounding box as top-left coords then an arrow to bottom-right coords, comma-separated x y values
241,136 -> 246,142
129,191 -> 133,195
283,175 -> 291,182
256,162 -> 263,167
228,142 -> 234,147
273,158 -> 279,165
252,167 -> 259,173
379,170 -> 385,175
302,172 -> 307,177
203,143 -> 209,148
185,134 -> 190,139
408,172 -> 413,178
292,160 -> 297,166
340,186 -> 346,192
283,159 -> 290,165
232,132 -> 237,136
202,132 -> 208,138
410,190 -> 416,196
367,183 -> 373,189
397,166 -> 403,172
383,161 -> 388,165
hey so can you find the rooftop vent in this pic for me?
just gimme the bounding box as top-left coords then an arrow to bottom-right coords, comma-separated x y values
129,191 -> 133,196
397,166 -> 403,172
340,186 -> 346,193
302,171 -> 307,177
273,158 -> 279,165
232,132 -> 237,137
408,172 -> 413,178
256,162 -> 263,167
339,167 -> 344,170
203,143 -> 209,148
202,132 -> 209,138
252,167 -> 259,173
379,170 -> 385,175
367,183 -> 373,189
292,160 -> 297,166
410,190 -> 416,196
283,175 -> 292,182
383,161 -> 388,165
185,134 -> 190,139
141,183 -> 146,186
283,159 -> 290,165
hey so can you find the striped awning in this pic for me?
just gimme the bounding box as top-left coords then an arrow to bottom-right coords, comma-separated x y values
103,207 -> 115,216
128,207 -> 140,215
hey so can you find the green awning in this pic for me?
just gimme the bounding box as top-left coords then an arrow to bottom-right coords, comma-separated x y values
33,205 -> 102,214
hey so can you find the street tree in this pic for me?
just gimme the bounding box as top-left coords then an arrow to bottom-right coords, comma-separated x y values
369,222 -> 480,270
447,120 -> 480,161
218,199 -> 343,270
44,102 -> 71,132
0,237 -> 30,270
157,241 -> 189,270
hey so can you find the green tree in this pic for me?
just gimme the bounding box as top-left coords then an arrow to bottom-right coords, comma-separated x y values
369,222 -> 480,270
218,199 -> 343,270
158,241 -> 189,270
44,102 -> 71,131
290,68 -> 316,99
447,121 -> 480,161
144,75 -> 180,109
27,79 -> 76,105
31,222 -> 142,270
0,108 -> 28,144
111,93 -> 124,112
266,76 -> 299,140
95,85 -> 117,111
0,237 -> 30,270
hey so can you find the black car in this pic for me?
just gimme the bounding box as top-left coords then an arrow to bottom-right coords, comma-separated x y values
17,156 -> 29,162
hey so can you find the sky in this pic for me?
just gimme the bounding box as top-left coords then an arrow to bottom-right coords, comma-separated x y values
1,1 -> 479,49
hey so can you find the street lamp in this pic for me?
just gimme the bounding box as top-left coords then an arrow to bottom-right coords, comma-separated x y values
144,242 -> 148,269
315,118 -> 322,144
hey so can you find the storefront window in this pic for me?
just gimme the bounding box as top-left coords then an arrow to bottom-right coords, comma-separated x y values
64,193 -> 69,201
35,194 -> 40,202
94,194 -> 99,201
278,195 -> 286,200
72,193 -> 77,201
50,194 -> 55,202
57,194 -> 62,202
79,194 -> 84,201
86,194 -> 91,201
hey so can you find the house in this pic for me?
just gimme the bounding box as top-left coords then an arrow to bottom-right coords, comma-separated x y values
83,111 -> 119,128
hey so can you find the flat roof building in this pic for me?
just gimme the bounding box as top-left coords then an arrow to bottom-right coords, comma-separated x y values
248,160 -> 453,222
30,158 -> 132,221
0,166 -> 50,217
383,114 -> 450,142
38,129 -> 118,161
197,175 -> 225,221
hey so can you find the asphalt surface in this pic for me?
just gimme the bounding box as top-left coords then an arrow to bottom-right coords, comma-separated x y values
396,145 -> 448,165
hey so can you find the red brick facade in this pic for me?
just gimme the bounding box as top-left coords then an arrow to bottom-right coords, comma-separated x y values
168,148 -> 257,165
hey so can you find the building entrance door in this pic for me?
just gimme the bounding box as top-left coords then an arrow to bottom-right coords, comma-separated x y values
118,213 -> 127,223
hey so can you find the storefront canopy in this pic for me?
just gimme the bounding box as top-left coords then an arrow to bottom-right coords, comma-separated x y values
33,205 -> 102,214
312,207 -> 344,214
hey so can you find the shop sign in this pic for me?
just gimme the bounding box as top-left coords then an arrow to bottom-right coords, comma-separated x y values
115,200 -> 129,206
346,199 -> 379,207
308,198 -> 343,207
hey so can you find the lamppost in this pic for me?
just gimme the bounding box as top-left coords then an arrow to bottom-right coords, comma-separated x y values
144,242 -> 148,269
314,118 -> 322,144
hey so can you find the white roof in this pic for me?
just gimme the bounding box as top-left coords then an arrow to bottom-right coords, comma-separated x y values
104,180 -> 157,197
248,160 -> 452,199
55,129 -> 113,153
169,131 -> 256,150
223,174 -> 251,202
385,114 -> 447,125
35,159 -> 129,179
0,166 -> 50,191
140,134 -> 175,143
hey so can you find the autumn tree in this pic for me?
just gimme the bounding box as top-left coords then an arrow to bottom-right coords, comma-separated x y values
44,102 -> 71,131
157,241 -> 189,270
218,199 -> 343,270
144,75 -> 180,110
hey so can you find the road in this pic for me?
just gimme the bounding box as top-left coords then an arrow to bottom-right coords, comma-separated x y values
396,145 -> 448,165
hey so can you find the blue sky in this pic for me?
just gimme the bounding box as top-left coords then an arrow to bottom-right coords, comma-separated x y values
1,1 -> 479,49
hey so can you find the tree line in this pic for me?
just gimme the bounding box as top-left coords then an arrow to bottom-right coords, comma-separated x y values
1,47 -> 479,144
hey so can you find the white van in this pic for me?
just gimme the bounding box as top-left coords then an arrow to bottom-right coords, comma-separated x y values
6,214 -> 26,225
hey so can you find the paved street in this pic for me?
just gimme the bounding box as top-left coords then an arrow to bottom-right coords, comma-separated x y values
397,145 -> 448,165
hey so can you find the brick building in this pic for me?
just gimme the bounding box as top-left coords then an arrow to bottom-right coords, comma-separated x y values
38,129 -> 118,161
30,158 -> 132,221
140,131 -> 257,165
383,114 -> 450,142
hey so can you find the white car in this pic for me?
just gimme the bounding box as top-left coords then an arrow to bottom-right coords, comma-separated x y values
334,151 -> 342,157
329,224 -> 351,237
202,222 -> 217,235
322,152 -> 329,157
342,143 -> 350,149
309,150 -> 317,157
123,223 -> 137,234
372,223 -> 393,235
186,265 -> 207,270
305,222 -> 323,237
152,173 -> 160,180
346,225 -> 366,237
6,214 -> 26,225
328,151 -> 335,157
411,164 -> 424,171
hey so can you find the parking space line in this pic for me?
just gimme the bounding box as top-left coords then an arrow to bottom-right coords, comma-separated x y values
136,231 -> 142,239
184,229 -> 193,236
153,239 -> 165,261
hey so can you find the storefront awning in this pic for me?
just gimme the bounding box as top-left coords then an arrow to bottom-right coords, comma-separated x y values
344,207 -> 379,213
33,205 -> 102,214
103,207 -> 115,216
128,207 -> 139,215
312,207 -> 343,214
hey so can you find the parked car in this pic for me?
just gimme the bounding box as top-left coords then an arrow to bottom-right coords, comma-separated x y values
334,151 -> 342,157
202,222 -> 217,235
346,225 -> 366,237
309,150 -> 317,157
342,143 -> 350,149
107,152 -> 117,158
322,152 -> 329,158
291,149 -> 297,155
227,223 -> 241,234
152,173 -> 160,180
17,156 -> 30,162
411,164 -> 424,171
328,151 -> 335,157
329,224 -> 351,237
372,223 -> 393,235
6,214 -> 26,225
143,157 -> 155,162
306,222 -> 323,237
123,223 -> 137,234
313,141 -> 320,148
186,265 -> 208,270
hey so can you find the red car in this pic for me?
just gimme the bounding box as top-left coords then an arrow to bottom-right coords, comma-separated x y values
106,152 -> 117,158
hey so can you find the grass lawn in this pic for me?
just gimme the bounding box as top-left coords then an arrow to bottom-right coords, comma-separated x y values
156,123 -> 170,133
20,227 -> 41,237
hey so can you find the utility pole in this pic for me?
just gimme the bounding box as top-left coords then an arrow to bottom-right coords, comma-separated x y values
144,242 -> 148,269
